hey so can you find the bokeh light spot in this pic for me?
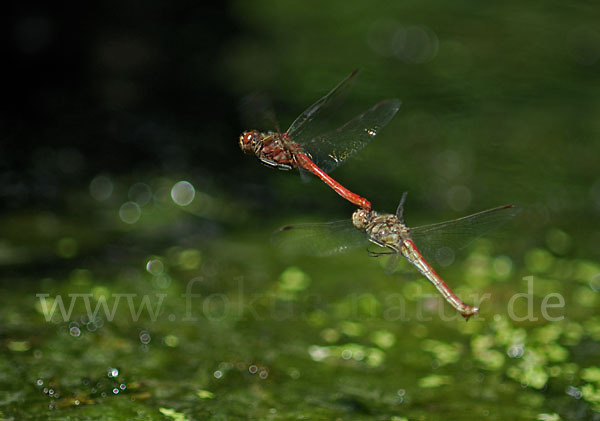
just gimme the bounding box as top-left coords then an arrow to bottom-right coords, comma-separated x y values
164,335 -> 179,348
545,229 -> 571,255
139,330 -> 151,344
393,25 -> 439,63
56,237 -> 78,258
153,273 -> 171,289
525,248 -> 554,273
434,246 -> 455,267
177,249 -> 202,270
370,330 -> 396,349
447,185 -> 472,212
493,256 -> 513,279
278,266 -> 310,292
7,340 -> 31,352
69,326 -> 81,337
320,328 -> 340,343
146,258 -> 164,276
119,201 -> 141,224
171,181 -> 195,206
129,182 -> 152,206
89,175 -> 114,201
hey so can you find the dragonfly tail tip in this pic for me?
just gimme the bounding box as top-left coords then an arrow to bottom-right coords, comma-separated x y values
462,306 -> 479,321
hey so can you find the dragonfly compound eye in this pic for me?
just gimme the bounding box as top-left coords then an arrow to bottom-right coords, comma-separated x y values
352,209 -> 370,230
239,131 -> 258,154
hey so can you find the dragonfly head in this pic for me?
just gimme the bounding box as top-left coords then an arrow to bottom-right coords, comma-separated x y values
239,130 -> 260,154
352,208 -> 374,230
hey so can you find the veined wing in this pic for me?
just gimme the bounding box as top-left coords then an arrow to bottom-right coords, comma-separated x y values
271,219 -> 367,257
301,98 -> 401,173
286,70 -> 360,141
409,204 -> 522,266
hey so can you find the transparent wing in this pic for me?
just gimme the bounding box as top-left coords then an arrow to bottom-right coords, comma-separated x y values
384,252 -> 403,275
298,165 -> 313,183
301,99 -> 401,173
409,205 -> 522,266
271,219 -> 368,257
286,70 -> 360,141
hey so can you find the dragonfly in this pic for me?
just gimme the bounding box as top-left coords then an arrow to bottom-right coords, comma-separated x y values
272,194 -> 521,320
239,70 -> 401,210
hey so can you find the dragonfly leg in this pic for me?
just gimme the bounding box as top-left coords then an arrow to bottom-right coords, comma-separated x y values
395,191 -> 408,222
366,247 -> 395,257
259,157 -> 293,171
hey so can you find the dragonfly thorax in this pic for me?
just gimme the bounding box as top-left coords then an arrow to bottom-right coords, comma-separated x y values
353,209 -> 410,251
240,130 -> 300,171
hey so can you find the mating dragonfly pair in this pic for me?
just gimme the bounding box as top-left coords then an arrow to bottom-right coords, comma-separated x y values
239,70 -> 520,320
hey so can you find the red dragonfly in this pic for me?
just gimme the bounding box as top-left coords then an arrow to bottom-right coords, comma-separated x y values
272,195 -> 521,320
239,70 -> 401,210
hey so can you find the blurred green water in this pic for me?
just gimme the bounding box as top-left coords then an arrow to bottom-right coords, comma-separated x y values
2,1 -> 600,420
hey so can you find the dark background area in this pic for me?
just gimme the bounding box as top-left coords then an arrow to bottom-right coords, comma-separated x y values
2,2 -> 241,209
